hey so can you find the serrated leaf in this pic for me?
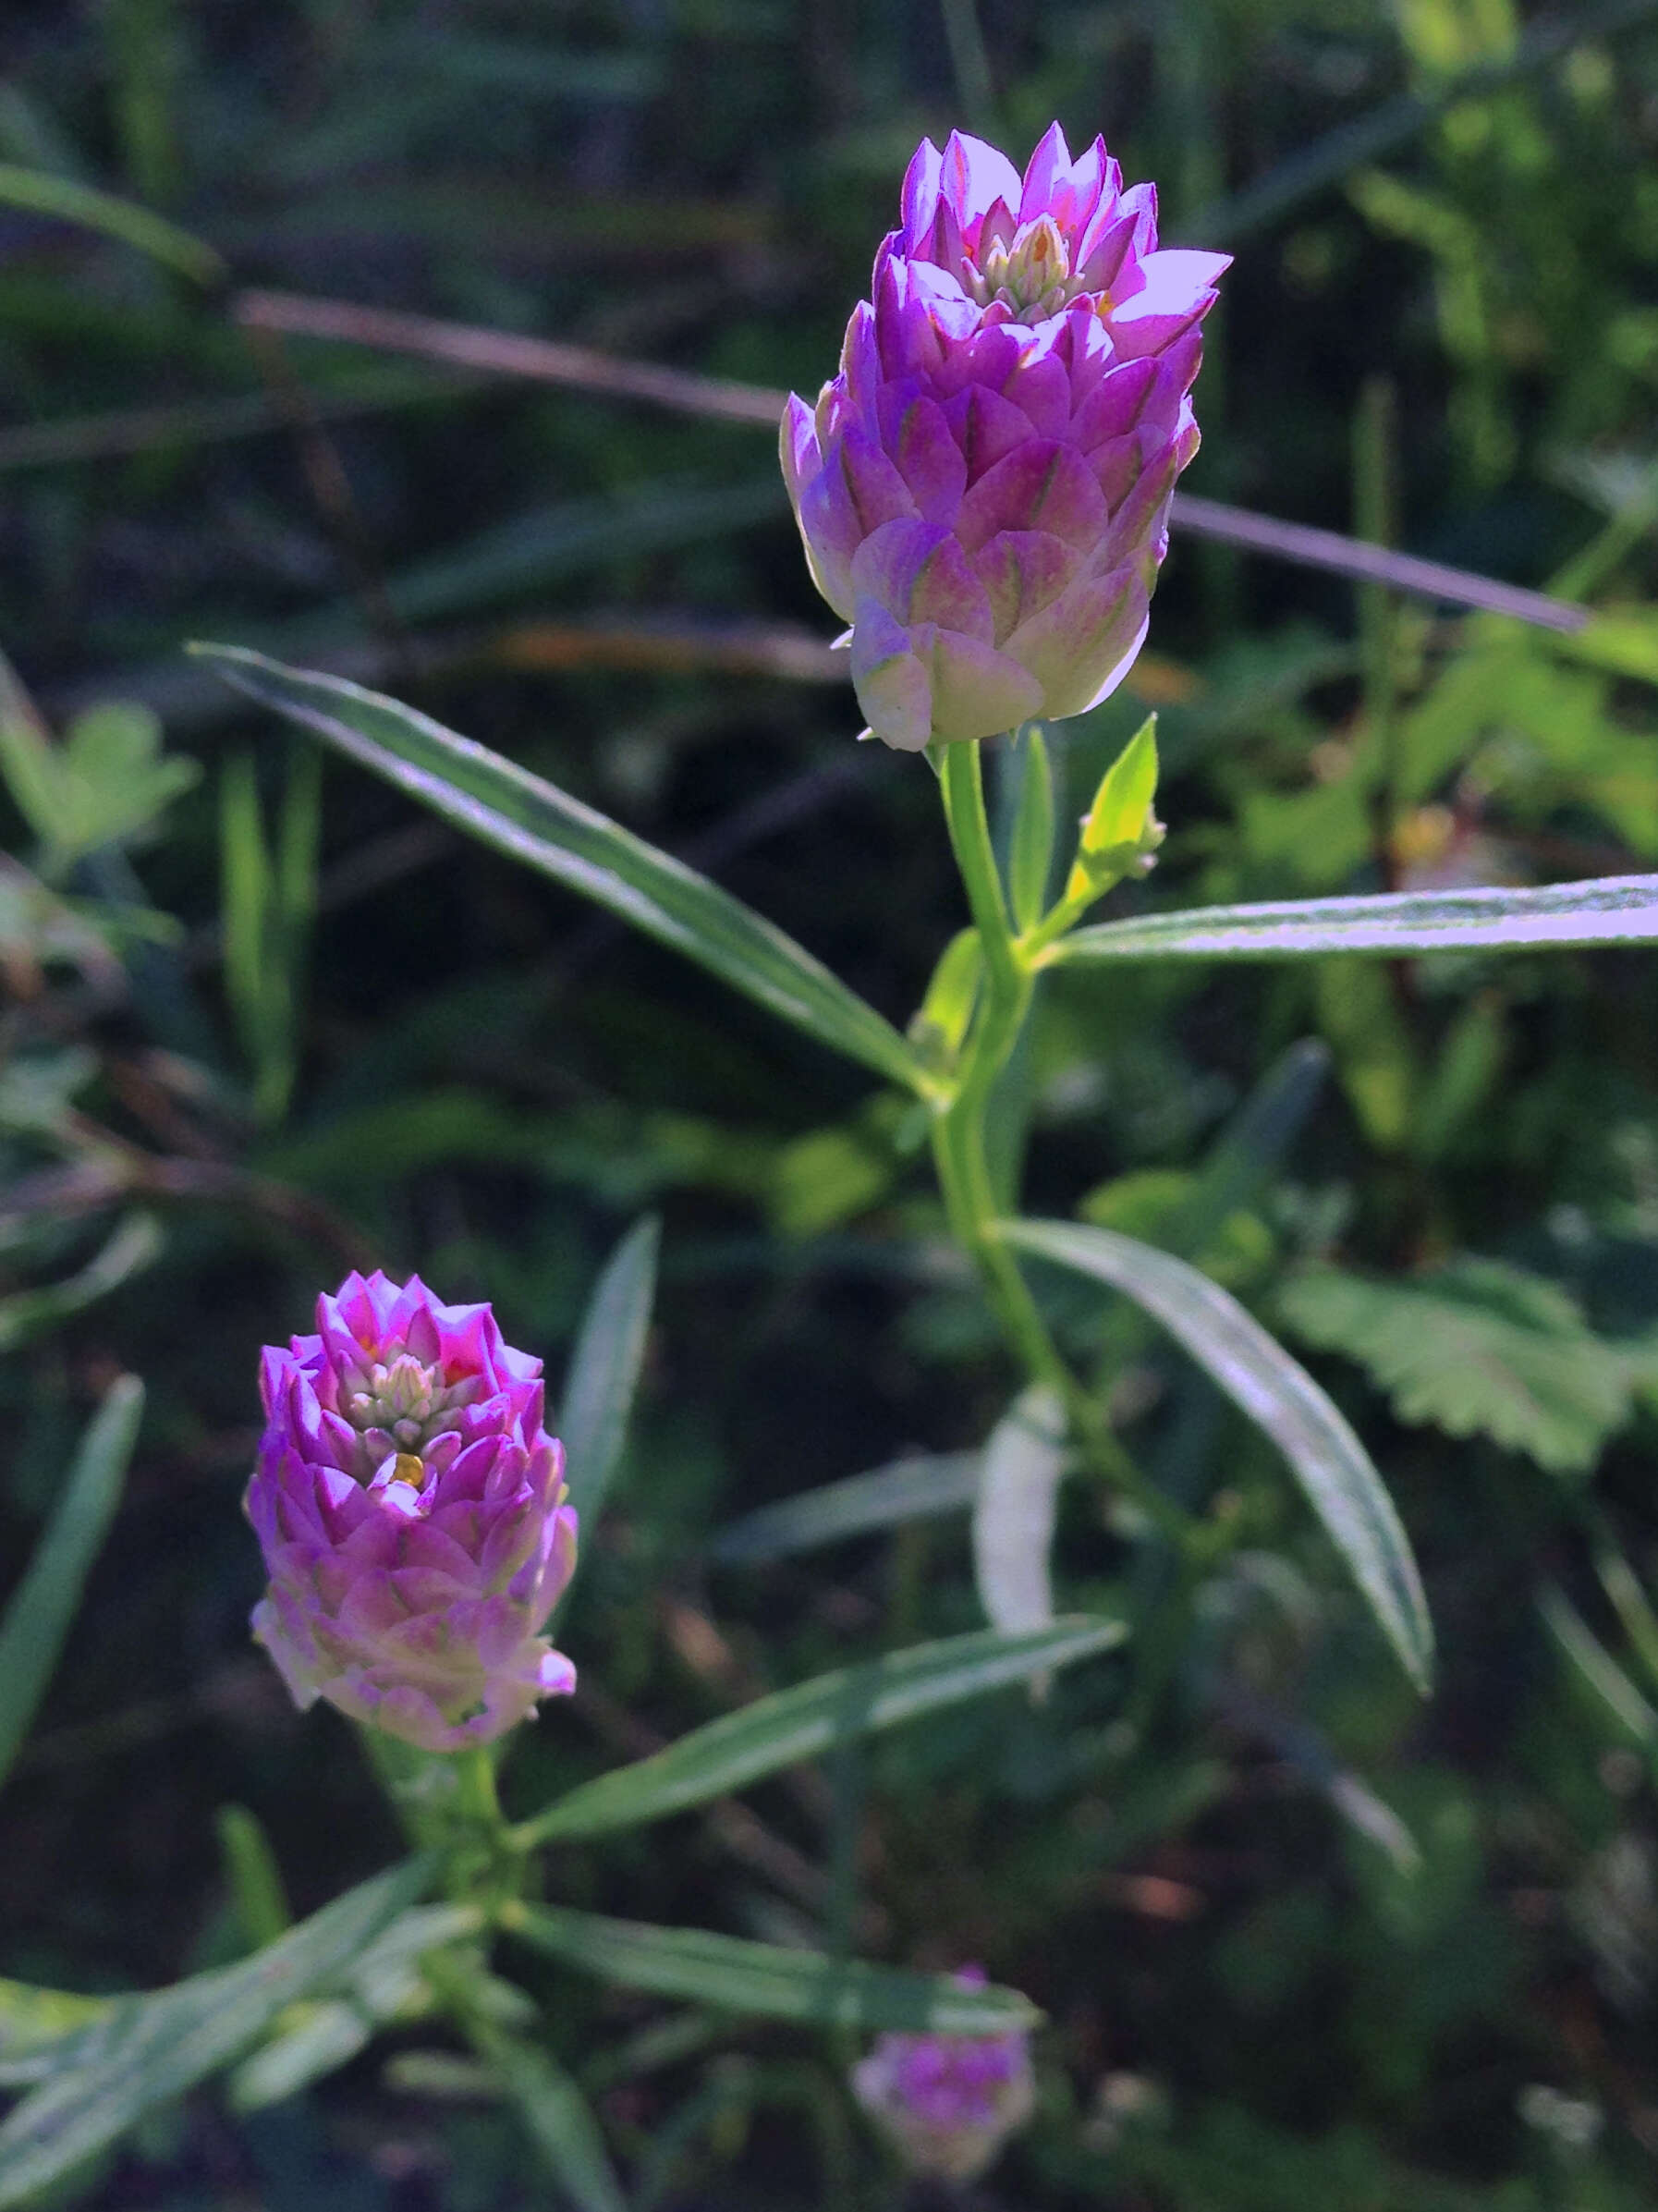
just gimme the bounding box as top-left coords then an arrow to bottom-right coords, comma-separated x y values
1050,873 -> 1658,964
1001,1219 -> 1432,1692
0,1858 -> 430,2206
557,1216 -> 659,1541
504,1906 -> 1040,2034
516,1619 -> 1125,1847
0,1374 -> 144,1788
190,646 -> 923,1092
1276,1260 -> 1633,1473
710,1450 -> 983,1565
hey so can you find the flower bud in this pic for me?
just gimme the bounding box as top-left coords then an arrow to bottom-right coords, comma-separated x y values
849,1968 -> 1036,2181
246,1271 -> 578,1754
783,125 -> 1226,752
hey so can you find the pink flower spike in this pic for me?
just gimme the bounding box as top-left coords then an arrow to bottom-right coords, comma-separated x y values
781,124 -> 1225,749
244,1272 -> 578,1754
849,1969 -> 1037,2181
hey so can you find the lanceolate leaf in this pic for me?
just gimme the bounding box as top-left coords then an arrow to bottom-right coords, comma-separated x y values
0,1374 -> 144,1789
972,1386 -> 1067,1648
503,1905 -> 1041,2034
465,2013 -> 626,2212
0,1858 -> 431,2208
0,1982 -> 114,2088
557,1215 -> 660,1539
1049,874 -> 1658,965
1001,1219 -> 1432,1693
515,1619 -> 1125,1847
710,1450 -> 983,1565
191,646 -> 923,1091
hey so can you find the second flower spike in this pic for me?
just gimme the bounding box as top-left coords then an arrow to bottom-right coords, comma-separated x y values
782,125 -> 1227,752
246,1271 -> 579,1754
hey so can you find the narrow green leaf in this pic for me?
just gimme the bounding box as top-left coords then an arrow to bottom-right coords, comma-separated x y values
0,1213 -> 163,1354
558,1216 -> 659,1539
516,1619 -> 1124,1847
504,1905 -> 1041,2035
215,1805 -> 293,1952
1002,1219 -> 1432,1692
972,1386 -> 1067,1647
909,927 -> 982,1065
0,1982 -> 114,2088
0,1375 -> 143,1788
1008,727 -> 1055,931
1540,1585 -> 1658,1753
0,164 -> 226,287
469,2024 -> 627,2212
227,2001 -> 372,2113
710,1450 -> 983,1565
1051,873 -> 1658,965
189,647 -> 924,1092
0,1858 -> 431,2207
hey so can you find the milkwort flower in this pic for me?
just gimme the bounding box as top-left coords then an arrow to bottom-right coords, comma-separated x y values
849,1968 -> 1037,2181
783,125 -> 1227,752
246,1272 -> 578,1753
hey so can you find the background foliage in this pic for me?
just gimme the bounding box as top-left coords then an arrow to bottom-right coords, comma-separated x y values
6,0 -> 1658,2204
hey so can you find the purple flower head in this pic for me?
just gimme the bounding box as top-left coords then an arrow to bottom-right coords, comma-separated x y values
783,125 -> 1227,752
849,1968 -> 1037,2181
246,1271 -> 578,1754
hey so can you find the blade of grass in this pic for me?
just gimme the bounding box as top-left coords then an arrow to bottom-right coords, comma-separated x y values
0,1375 -> 144,1789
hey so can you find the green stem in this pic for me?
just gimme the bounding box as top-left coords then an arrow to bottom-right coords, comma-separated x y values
932,744 -> 1194,1547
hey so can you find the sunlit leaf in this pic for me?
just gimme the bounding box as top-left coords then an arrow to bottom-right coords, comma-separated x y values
1002,1220 -> 1432,1692
1050,874 -> 1658,965
190,647 -> 924,1091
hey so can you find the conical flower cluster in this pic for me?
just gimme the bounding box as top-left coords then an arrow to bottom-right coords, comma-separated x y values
783,125 -> 1227,751
850,1968 -> 1037,2181
247,1271 -> 578,1754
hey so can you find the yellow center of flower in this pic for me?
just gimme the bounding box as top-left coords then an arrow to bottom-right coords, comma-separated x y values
391,1452 -> 425,1488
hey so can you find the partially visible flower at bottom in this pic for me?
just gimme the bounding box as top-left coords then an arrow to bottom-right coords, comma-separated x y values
246,1269 -> 578,1754
849,1967 -> 1037,2181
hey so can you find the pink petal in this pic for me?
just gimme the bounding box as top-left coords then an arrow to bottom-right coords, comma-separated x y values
942,384 -> 1039,484
850,519 -> 994,638
971,529 -> 1079,642
924,629 -> 1046,743
847,602 -> 934,753
1002,564 -> 1150,717
939,131 -> 1024,237
878,386 -> 968,522
955,440 -> 1110,556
